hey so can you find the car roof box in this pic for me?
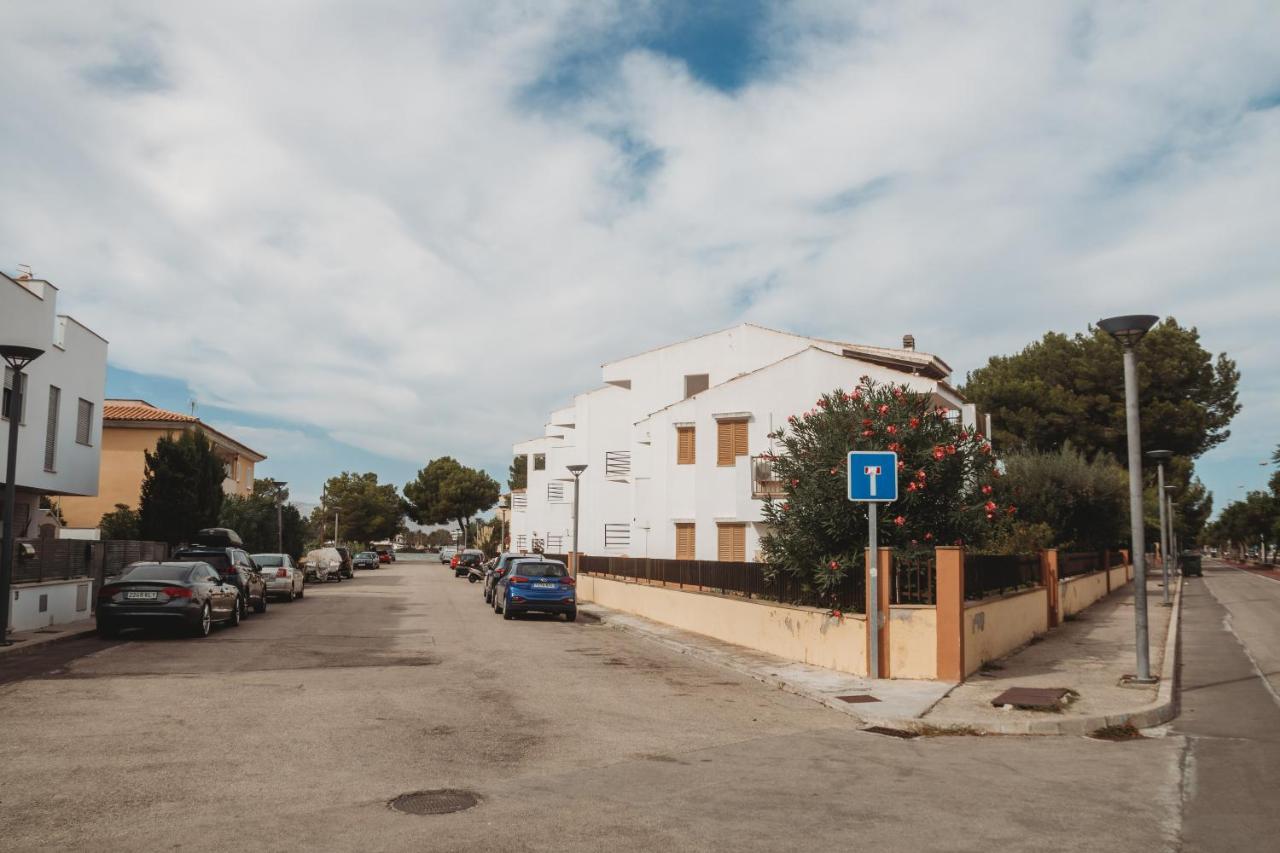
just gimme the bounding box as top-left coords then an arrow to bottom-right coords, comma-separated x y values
193,527 -> 244,547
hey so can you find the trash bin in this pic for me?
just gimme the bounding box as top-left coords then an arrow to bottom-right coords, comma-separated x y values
1180,551 -> 1202,577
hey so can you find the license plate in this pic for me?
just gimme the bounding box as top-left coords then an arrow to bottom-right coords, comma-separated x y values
125,591 -> 158,600
532,582 -> 557,589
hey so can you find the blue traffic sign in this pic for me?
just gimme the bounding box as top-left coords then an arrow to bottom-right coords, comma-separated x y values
848,451 -> 898,502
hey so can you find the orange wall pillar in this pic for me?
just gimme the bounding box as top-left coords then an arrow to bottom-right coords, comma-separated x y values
935,546 -> 965,682
865,547 -> 892,678
1041,549 -> 1060,628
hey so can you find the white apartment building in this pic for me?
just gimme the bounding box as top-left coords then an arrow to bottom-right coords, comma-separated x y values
510,324 -> 977,562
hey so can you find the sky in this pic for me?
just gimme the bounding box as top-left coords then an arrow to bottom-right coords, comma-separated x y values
1,1 -> 1277,510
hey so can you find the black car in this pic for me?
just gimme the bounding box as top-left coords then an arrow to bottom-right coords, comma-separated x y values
335,547 -> 355,579
455,549 -> 485,578
97,561 -> 240,638
353,551 -> 380,571
483,553 -> 528,603
172,544 -> 268,619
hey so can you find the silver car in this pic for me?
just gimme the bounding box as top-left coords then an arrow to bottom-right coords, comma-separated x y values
251,553 -> 306,601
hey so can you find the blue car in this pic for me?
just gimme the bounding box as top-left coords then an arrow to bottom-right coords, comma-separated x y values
493,558 -> 576,622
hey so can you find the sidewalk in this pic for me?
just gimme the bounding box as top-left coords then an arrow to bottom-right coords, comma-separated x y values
581,574 -> 1181,736
0,618 -> 98,658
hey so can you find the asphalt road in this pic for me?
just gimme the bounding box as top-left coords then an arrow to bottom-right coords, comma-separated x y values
0,555 -> 1219,851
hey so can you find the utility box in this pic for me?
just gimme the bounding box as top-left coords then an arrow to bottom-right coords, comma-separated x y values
1180,552 -> 1203,577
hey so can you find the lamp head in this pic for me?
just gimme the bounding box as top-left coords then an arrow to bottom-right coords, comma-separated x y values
1097,315 -> 1159,348
0,344 -> 44,371
1145,450 -> 1173,462
567,464 -> 587,477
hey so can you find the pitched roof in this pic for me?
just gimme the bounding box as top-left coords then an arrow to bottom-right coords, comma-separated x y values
103,400 -> 198,423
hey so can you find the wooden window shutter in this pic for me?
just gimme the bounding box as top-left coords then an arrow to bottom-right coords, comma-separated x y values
733,420 -> 748,458
675,523 -> 695,559
717,421 -> 734,466
717,524 -> 745,562
677,426 -> 695,465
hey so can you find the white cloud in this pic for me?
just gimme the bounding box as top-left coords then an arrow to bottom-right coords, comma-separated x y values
1,0 -> 1277,504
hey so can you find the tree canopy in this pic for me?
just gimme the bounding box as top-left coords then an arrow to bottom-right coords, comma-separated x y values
314,472 -> 404,546
219,479 -> 306,557
508,455 -> 527,491
138,429 -> 225,545
403,457 -> 501,543
963,318 -> 1240,464
98,503 -> 141,540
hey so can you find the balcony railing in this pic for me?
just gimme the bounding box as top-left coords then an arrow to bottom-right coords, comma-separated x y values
511,490 -> 527,509
751,455 -> 785,499
605,450 -> 631,478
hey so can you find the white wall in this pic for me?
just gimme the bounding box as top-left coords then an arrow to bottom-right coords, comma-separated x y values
0,276 -> 108,499
8,578 -> 94,631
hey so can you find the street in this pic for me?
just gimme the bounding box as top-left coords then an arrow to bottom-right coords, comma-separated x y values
0,553 -> 1208,853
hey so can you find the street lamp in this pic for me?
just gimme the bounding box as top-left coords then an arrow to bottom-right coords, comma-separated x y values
1,344 -> 44,645
267,479 -> 288,554
1099,313 -> 1159,683
1164,485 -> 1177,576
1146,450 -> 1173,606
567,464 -> 587,574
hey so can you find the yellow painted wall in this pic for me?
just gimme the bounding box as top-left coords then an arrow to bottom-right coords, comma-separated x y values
1108,566 -> 1128,590
963,588 -> 1048,676
1059,571 -> 1110,618
888,606 -> 937,679
578,575 -> 868,676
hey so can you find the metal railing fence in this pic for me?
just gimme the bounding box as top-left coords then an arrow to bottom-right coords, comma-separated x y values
964,554 -> 1041,601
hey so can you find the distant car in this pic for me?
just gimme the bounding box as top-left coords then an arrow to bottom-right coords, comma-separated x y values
335,547 -> 355,579
455,549 -> 484,578
251,553 -> 305,601
302,548 -> 343,583
439,547 -> 457,564
354,551 -> 380,570
493,558 -> 576,621
376,551 -> 391,564
483,553 -> 528,604
97,561 -> 240,638
172,542 -> 268,619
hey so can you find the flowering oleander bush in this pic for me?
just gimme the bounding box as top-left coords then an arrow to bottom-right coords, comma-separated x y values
760,376 -> 1010,607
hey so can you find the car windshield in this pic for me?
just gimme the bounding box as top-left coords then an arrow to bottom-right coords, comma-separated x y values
123,564 -> 194,582
252,555 -> 284,567
514,562 -> 568,578
358,552 -> 376,558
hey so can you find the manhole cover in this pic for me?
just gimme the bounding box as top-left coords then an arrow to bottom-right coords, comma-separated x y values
837,694 -> 881,704
990,687 -> 1072,710
389,789 -> 480,815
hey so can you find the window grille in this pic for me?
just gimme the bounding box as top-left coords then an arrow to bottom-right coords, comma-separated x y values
605,450 -> 631,477
547,481 -> 564,501
604,523 -> 630,548
44,386 -> 60,472
76,399 -> 94,445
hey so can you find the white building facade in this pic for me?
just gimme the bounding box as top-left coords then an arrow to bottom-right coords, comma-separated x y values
2,271 -> 108,631
510,324 -> 976,562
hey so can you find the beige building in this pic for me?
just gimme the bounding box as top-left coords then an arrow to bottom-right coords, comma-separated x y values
58,399 -> 265,530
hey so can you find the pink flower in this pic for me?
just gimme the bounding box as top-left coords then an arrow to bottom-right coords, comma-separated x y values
897,461 -> 906,471
877,404 -> 890,415
907,482 -> 918,492
924,532 -> 933,541
932,447 -> 945,461
817,398 -> 828,408
894,515 -> 906,526
984,501 -> 997,512
790,479 -> 799,487
909,417 -> 920,429
829,560 -> 838,571
981,484 -> 992,495
862,418 -> 873,427
886,424 -> 897,435
1006,505 -> 1018,516
958,432 -> 968,441
862,429 -> 874,437
946,444 -> 957,455
916,469 -> 927,480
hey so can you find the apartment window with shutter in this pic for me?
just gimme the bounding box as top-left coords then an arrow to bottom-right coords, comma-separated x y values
533,454 -> 546,471
717,523 -> 746,562
684,374 -> 709,398
676,426 -> 695,465
716,419 -> 748,466
2,368 -> 27,422
675,523 -> 695,560
76,398 -> 93,445
44,386 -> 61,472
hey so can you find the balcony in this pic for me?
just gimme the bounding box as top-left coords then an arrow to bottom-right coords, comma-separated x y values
605,450 -> 631,479
751,455 -> 785,499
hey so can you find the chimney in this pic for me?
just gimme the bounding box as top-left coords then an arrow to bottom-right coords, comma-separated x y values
902,334 -> 915,351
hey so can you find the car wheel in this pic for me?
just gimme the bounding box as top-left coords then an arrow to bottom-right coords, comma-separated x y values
297,583 -> 305,599
468,575 -> 478,584
96,620 -> 118,639
193,603 -> 212,637
253,593 -> 267,614
333,573 -> 342,583
229,599 -> 241,627
565,609 -> 577,623
238,595 -> 249,620
502,598 -> 514,620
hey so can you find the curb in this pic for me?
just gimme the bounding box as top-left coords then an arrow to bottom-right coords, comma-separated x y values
584,575 -> 1185,737
0,624 -> 99,660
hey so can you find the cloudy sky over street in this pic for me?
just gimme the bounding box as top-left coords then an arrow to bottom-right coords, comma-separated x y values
2,1 -> 1277,505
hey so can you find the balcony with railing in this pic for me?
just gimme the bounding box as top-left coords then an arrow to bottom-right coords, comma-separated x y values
751,455 -> 785,499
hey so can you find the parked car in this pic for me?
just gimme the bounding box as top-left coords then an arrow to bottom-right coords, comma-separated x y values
97,561 -> 240,638
439,547 -> 457,564
172,536 -> 268,619
376,551 -> 391,564
493,558 -> 576,621
353,551 -> 380,570
302,547 -> 344,583
335,547 -> 355,579
251,553 -> 306,601
377,548 -> 396,563
455,549 -> 484,578
483,553 -> 528,604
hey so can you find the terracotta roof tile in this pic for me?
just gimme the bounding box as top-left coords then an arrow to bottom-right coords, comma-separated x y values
103,403 -> 198,423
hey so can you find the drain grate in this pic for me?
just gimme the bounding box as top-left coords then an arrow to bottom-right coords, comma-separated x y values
389,789 -> 480,816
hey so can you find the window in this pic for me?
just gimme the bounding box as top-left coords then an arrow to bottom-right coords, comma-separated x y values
716,419 -> 748,466
76,398 -> 94,445
676,426 -> 695,465
717,523 -> 746,562
2,368 -> 27,422
44,386 -> 60,472
547,481 -> 564,501
533,454 -> 546,471
684,374 -> 709,398
604,523 -> 630,548
675,523 -> 695,560
516,535 -> 527,550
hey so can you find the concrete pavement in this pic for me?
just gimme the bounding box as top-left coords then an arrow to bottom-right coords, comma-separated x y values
0,555 -> 1206,851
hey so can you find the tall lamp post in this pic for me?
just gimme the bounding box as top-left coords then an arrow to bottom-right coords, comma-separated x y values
1,345 -> 44,645
567,464 -> 587,573
267,479 -> 288,554
1099,314 -> 1159,684
1147,450 -> 1173,606
1165,485 -> 1178,576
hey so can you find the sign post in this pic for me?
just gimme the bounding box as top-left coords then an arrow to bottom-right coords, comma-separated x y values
848,451 -> 898,679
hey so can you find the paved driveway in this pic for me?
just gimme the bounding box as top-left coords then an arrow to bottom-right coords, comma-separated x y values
0,556 -> 1188,852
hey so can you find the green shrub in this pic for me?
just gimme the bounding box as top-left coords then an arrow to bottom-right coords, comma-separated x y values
997,446 -> 1128,550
